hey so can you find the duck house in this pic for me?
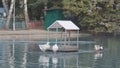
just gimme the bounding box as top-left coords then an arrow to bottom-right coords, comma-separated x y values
47,20 -> 80,52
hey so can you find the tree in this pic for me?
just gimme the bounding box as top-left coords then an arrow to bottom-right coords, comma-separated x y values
5,0 -> 30,30
5,0 -> 14,29
62,0 -> 120,32
62,0 -> 95,30
27,0 -> 45,20
24,0 -> 29,29
2,0 -> 8,15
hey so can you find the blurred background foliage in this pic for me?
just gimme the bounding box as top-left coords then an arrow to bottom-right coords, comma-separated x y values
0,0 -> 120,33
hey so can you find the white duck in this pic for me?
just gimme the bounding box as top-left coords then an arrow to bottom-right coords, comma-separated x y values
94,45 -> 103,51
52,44 -> 58,53
39,42 -> 50,52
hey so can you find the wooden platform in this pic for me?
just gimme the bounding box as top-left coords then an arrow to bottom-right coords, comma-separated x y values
48,45 -> 79,52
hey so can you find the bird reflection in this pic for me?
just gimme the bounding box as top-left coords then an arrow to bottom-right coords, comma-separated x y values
94,52 -> 103,60
52,57 -> 58,68
52,57 -> 58,64
39,55 -> 49,68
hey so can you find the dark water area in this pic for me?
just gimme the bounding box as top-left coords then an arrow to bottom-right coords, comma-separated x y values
0,36 -> 120,68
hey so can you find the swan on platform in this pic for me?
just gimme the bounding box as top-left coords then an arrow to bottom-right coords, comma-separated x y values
94,44 -> 103,51
52,44 -> 58,53
39,42 -> 50,52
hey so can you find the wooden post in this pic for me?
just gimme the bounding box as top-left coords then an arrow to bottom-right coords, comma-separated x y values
77,30 -> 79,48
47,29 -> 50,42
64,30 -> 67,47
68,31 -> 70,46
56,28 -> 58,44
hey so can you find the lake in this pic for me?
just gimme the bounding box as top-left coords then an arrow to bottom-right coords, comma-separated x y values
0,36 -> 120,68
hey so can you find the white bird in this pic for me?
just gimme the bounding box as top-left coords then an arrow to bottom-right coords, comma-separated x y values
94,45 -> 103,51
39,42 -> 50,52
52,44 -> 58,53
45,42 -> 50,49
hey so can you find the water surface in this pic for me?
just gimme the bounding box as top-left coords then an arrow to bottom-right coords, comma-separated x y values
0,36 -> 120,68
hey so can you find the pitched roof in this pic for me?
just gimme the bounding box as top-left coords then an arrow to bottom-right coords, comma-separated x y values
47,20 -> 80,30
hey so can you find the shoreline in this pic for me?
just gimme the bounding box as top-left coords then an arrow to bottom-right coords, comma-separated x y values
0,29 -> 91,41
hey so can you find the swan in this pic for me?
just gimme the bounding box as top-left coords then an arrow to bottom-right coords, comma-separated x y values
94,45 -> 103,51
39,42 -> 50,52
52,44 -> 58,53
45,42 -> 50,49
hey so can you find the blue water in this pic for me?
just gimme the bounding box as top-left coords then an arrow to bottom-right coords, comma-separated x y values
0,36 -> 120,68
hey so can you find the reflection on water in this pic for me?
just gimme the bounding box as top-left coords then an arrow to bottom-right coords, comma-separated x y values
52,56 -> 58,64
0,36 -> 120,68
94,52 -> 103,60
39,55 -> 49,67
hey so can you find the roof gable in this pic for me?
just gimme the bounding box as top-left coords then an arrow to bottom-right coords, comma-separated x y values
47,20 -> 80,30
